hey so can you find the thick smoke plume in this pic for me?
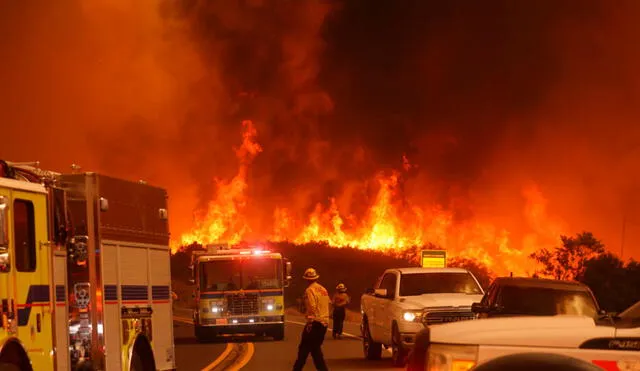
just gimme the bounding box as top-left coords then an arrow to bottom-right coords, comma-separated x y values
2,1 -> 640,261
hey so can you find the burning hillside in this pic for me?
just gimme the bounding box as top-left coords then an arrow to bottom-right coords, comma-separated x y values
179,121 -> 566,275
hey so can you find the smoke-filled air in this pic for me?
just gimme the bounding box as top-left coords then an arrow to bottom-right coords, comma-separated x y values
3,0 -> 640,275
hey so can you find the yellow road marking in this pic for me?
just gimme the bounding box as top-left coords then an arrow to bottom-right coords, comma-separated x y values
228,343 -> 255,371
170,316 -> 239,371
201,342 -> 234,371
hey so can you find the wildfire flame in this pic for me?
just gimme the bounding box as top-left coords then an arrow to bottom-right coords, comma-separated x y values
179,120 -> 262,247
177,122 -> 566,275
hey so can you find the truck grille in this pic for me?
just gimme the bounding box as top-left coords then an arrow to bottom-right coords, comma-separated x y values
422,309 -> 476,325
226,293 -> 259,315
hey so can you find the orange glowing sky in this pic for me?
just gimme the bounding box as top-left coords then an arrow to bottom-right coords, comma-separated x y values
2,1 -> 640,270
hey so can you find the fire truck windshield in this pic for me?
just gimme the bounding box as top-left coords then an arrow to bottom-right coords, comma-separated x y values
200,258 -> 282,292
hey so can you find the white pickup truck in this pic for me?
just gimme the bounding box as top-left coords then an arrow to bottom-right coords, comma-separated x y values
414,300 -> 640,371
360,267 -> 485,367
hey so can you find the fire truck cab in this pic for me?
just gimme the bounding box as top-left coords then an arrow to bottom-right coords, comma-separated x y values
190,244 -> 291,342
0,160 -> 176,371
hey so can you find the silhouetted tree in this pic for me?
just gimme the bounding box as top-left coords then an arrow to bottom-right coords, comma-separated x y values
579,252 -> 626,312
530,231 -> 605,280
448,257 -> 494,290
170,243 -> 204,281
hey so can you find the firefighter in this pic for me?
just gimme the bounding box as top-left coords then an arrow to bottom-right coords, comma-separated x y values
293,268 -> 329,371
331,283 -> 350,339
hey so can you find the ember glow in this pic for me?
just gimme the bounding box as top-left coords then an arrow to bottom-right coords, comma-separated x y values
178,123 -> 566,275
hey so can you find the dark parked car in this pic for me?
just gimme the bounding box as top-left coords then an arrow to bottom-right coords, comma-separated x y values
471,277 -> 602,318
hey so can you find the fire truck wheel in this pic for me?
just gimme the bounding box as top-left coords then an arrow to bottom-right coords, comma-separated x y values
195,325 -> 214,343
271,324 -> 285,341
0,340 -> 32,371
129,336 -> 156,371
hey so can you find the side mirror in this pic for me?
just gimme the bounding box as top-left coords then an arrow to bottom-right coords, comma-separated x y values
471,302 -> 488,314
285,261 -> 292,277
189,278 -> 195,285
374,288 -> 388,298
284,260 -> 292,288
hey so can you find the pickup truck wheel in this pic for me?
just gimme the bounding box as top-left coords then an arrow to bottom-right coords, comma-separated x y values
362,319 -> 382,360
391,324 -> 407,367
271,324 -> 285,341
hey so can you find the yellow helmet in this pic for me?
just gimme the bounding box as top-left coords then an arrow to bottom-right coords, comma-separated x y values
336,283 -> 346,291
303,268 -> 319,280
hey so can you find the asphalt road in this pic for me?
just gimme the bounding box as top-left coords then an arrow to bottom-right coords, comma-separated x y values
173,316 -> 228,370
173,308 -> 400,371
243,316 -> 398,371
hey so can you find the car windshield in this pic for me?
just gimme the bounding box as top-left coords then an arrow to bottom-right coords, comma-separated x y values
399,272 -> 483,296
499,286 -> 598,317
200,258 -> 282,291
618,300 -> 640,320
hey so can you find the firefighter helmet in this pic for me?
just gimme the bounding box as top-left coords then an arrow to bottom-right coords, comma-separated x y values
303,268 -> 319,280
336,283 -> 347,292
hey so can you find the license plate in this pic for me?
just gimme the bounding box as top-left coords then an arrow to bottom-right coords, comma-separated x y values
216,319 -> 228,325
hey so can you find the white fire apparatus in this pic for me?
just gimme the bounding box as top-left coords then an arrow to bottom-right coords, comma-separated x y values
0,160 -> 175,371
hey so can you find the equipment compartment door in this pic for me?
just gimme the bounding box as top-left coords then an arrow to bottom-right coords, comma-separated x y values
0,189 -> 13,338
10,190 -> 53,370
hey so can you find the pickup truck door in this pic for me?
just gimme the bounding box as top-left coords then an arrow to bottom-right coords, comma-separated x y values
364,276 -> 382,339
376,272 -> 398,344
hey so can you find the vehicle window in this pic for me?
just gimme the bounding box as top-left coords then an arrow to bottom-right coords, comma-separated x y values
380,273 -> 397,298
200,258 -> 283,291
374,275 -> 384,289
619,300 -> 640,320
201,260 -> 241,291
14,199 -> 36,272
242,258 -> 282,290
399,273 -> 483,296
498,285 -> 598,317
481,283 -> 495,305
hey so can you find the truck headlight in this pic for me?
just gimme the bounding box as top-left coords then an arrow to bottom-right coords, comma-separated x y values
210,301 -> 224,313
427,343 -> 478,371
262,298 -> 276,311
403,310 -> 423,322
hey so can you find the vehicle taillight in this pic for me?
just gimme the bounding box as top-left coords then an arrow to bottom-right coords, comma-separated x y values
592,360 -> 619,371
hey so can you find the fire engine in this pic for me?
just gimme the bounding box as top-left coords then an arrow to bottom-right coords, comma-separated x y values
0,160 -> 175,371
190,243 -> 291,342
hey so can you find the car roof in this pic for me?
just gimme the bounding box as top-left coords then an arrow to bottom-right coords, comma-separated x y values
493,277 -> 590,291
393,267 -> 470,274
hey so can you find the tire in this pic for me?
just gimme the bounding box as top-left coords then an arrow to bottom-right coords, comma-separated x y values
391,323 -> 408,367
194,325 -> 209,343
0,340 -> 32,371
271,324 -> 285,341
361,318 -> 382,360
129,336 -> 156,371
130,352 -> 145,371
0,363 -> 21,371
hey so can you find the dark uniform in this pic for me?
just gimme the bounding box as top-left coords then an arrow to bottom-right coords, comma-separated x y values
331,284 -> 350,339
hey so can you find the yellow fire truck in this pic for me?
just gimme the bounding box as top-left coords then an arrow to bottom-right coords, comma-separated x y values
190,244 -> 291,342
0,160 -> 175,371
